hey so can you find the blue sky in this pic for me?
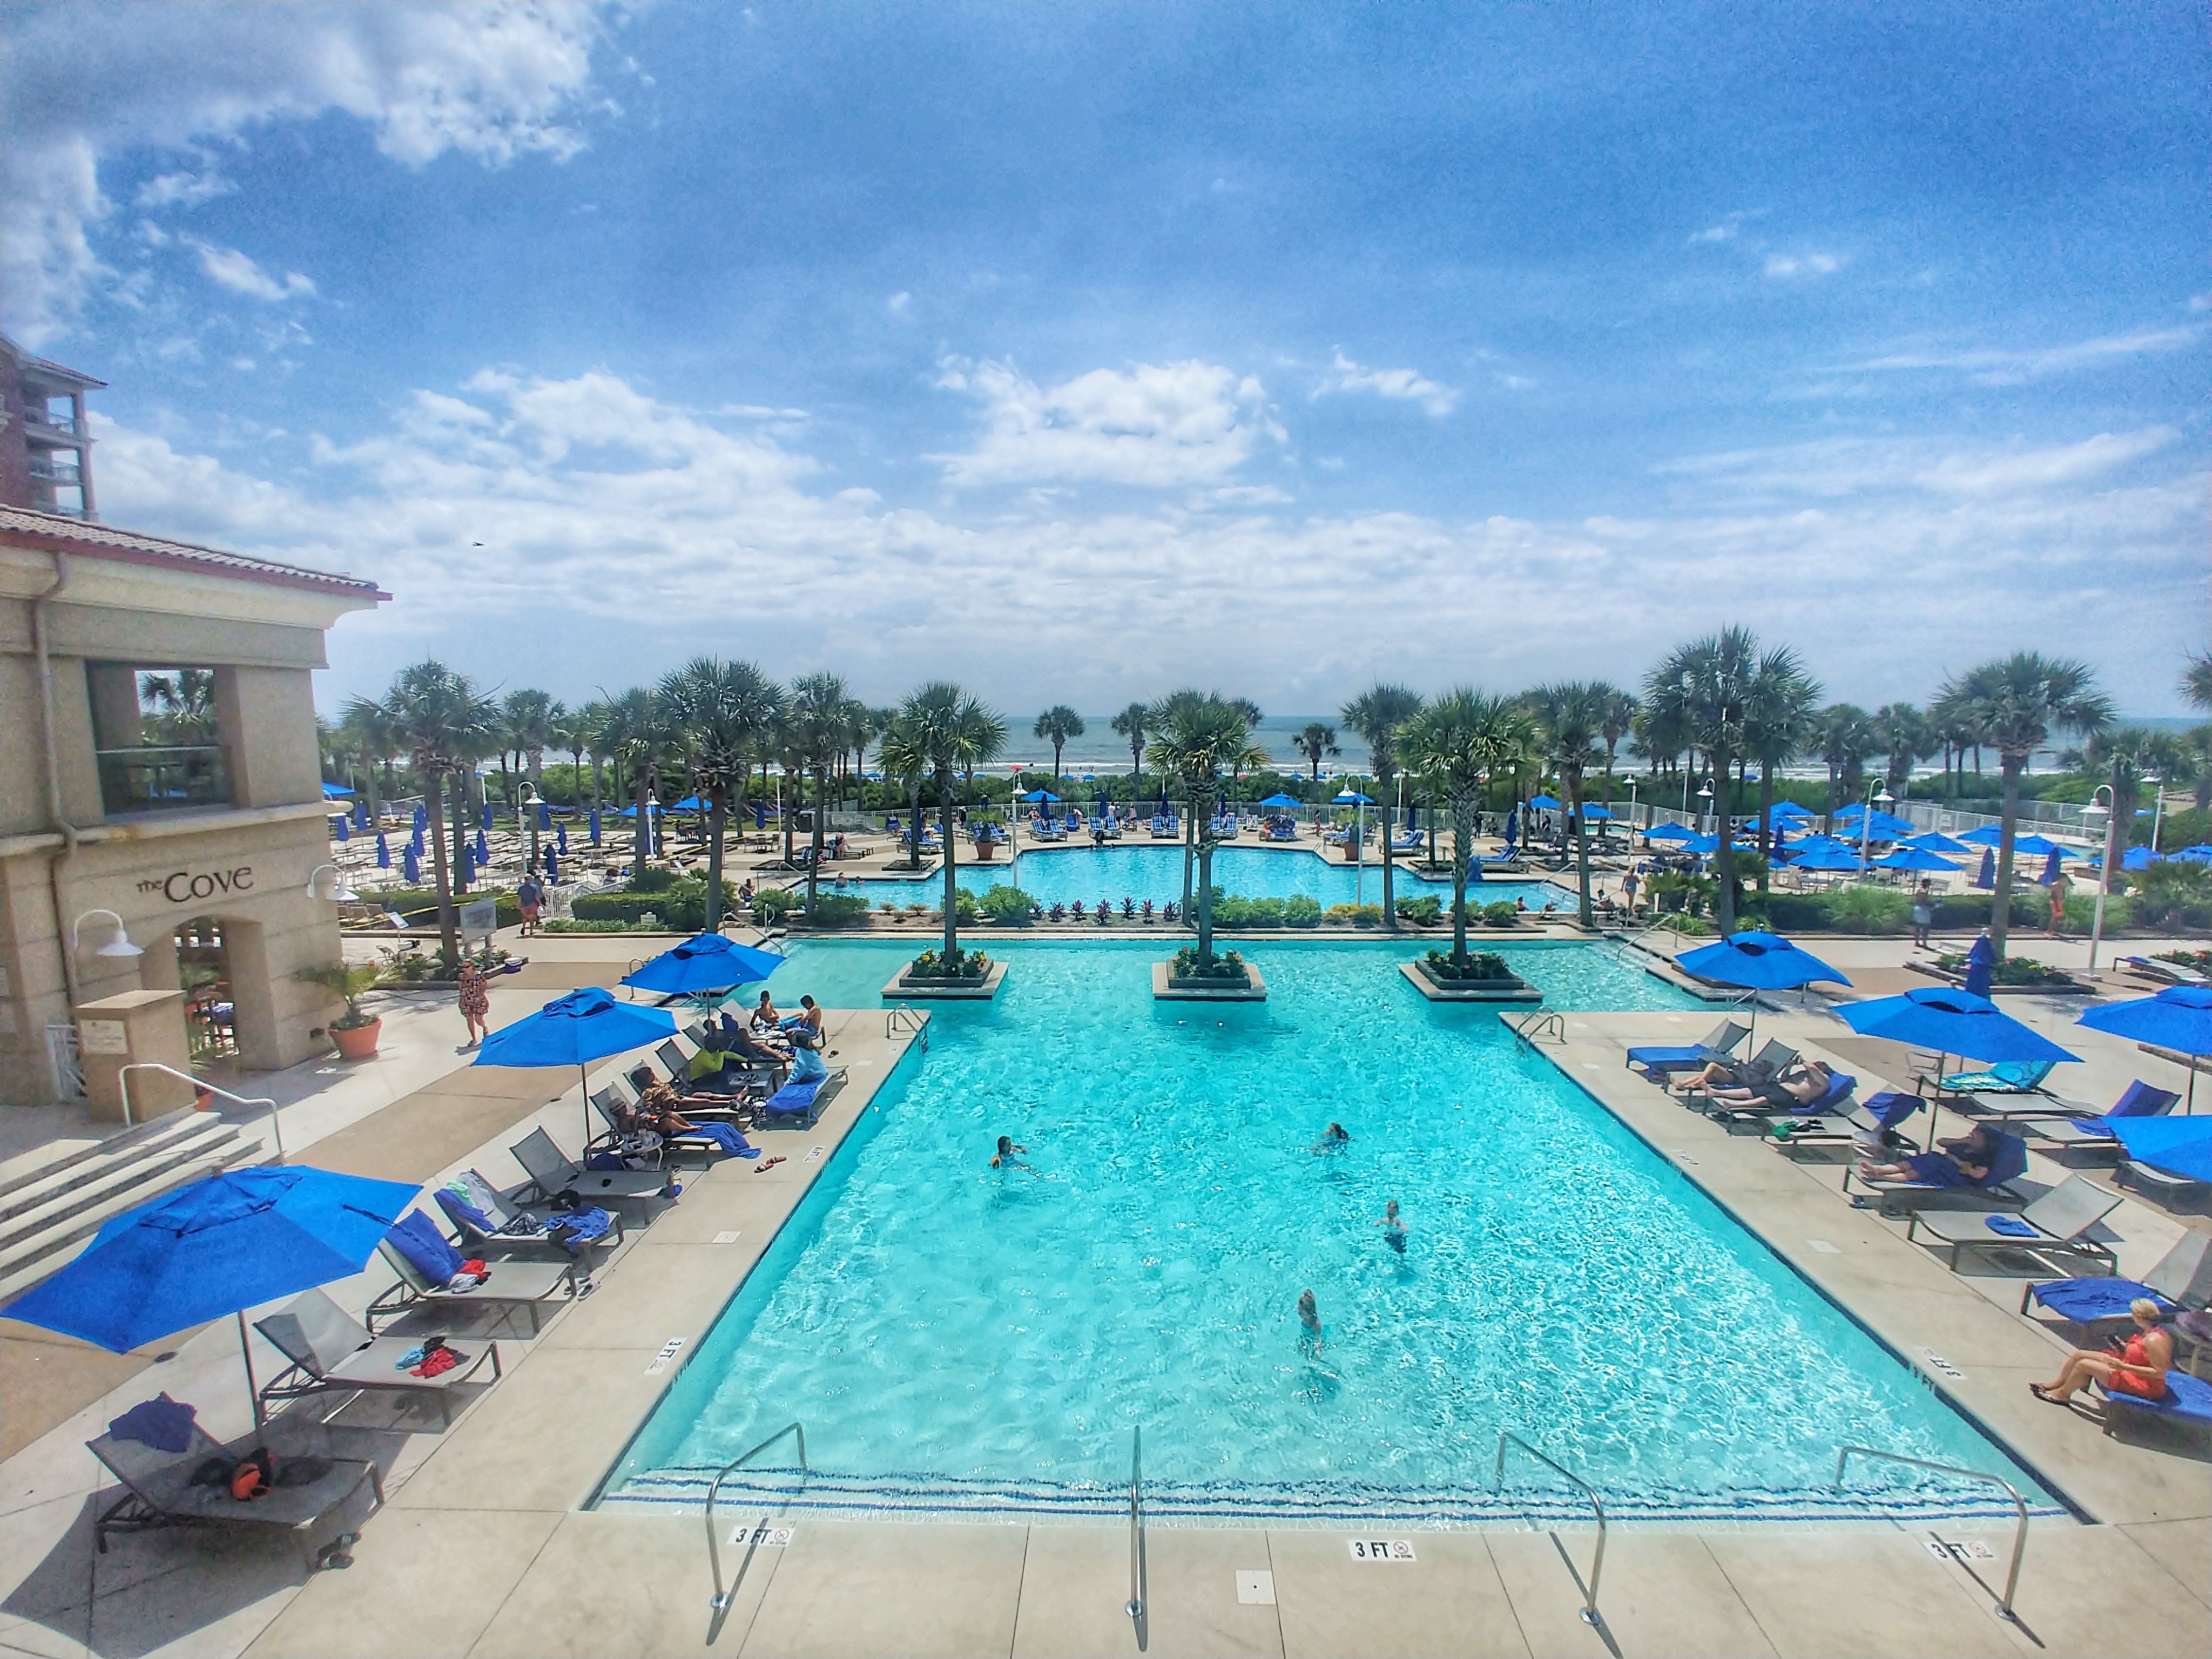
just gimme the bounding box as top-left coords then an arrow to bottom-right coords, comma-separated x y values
4,1 -> 2205,718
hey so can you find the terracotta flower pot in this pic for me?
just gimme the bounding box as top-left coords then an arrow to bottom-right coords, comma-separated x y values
331,1017 -> 382,1061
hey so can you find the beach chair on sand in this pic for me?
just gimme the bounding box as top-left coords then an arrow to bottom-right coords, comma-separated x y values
1625,1020 -> 1749,1079
1905,1175 -> 2121,1274
87,1413 -> 382,1570
2022,1230 -> 2212,1326
255,1289 -> 501,1428
368,1211 -> 579,1336
1846,1131 -> 2031,1216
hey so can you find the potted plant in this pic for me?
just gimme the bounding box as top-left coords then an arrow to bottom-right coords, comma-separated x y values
297,960 -> 388,1060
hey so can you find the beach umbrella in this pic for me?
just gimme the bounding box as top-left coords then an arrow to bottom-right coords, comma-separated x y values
1684,833 -> 1720,855
413,802 -> 427,832
1333,790 -> 1374,805
480,799 -> 494,831
623,933 -> 785,998
354,800 -> 371,831
402,845 -> 421,884
1839,986 -> 2078,1065
1579,804 -> 1612,820
1904,832 -> 1973,855
332,814 -> 350,843
2039,848 -> 2062,885
1973,849 -> 1995,889
2175,845 -> 2212,864
1770,801 -> 1813,820
1790,847 -> 1866,871
1502,805 -> 1519,847
2078,987 -> 2212,1112
1019,790 -> 1061,804
474,828 -> 490,865
543,848 -> 559,885
1645,823 -> 1695,843
1873,846 -> 1961,872
1958,825 -> 2005,847
1530,793 -> 1562,810
0,1165 -> 417,1422
476,987 -> 680,1147
1676,930 -> 1851,1043
557,821 -> 569,855
1835,804 -> 1915,839
2014,834 -> 2065,858
375,832 -> 391,870
320,782 -> 353,799
1406,796 -> 1419,831
537,801 -> 552,831
1259,793 -> 1301,810
2121,846 -> 2160,871
2105,1118 -> 2212,1179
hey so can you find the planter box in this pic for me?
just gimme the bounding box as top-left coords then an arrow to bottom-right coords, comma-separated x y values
1906,960 -> 2091,996
1398,962 -> 1543,1003
881,960 -> 1008,1000
329,1017 -> 382,1060
1152,960 -> 1268,1002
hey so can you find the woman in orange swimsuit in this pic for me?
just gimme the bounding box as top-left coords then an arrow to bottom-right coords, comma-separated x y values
2030,1299 -> 2172,1406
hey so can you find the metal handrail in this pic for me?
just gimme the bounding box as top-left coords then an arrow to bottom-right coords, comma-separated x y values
119,1062 -> 283,1161
706,1421 -> 808,1628
1835,1445 -> 2028,1620
1511,1009 -> 1567,1046
1494,1433 -> 1606,1626
1125,1425 -> 1148,1649
886,1003 -> 928,1049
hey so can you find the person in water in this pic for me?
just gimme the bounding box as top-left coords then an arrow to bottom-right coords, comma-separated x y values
989,1134 -> 1030,1170
1310,1123 -> 1350,1154
1375,1199 -> 1406,1252
2032,1299 -> 2172,1406
1297,1289 -> 1321,1336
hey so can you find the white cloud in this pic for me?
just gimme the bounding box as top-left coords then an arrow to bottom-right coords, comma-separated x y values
136,170 -> 233,209
184,237 -> 315,302
1765,252 -> 1840,279
1840,326 -> 2201,385
887,291 -> 911,315
1317,350 -> 1459,416
1689,223 -> 1738,244
2,2 -> 611,341
932,358 -> 1282,488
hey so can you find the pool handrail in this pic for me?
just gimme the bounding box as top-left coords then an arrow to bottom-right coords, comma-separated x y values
1510,1009 -> 1566,1046
1125,1425 -> 1148,1649
705,1420 -> 808,1629
885,1003 -> 929,1050
1835,1445 -> 2027,1620
1494,1432 -> 1606,1626
119,1062 -> 283,1161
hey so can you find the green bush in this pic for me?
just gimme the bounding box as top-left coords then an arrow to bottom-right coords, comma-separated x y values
805,893 -> 872,927
978,885 -> 1037,922
1394,895 -> 1442,923
751,886 -> 802,920
1480,901 -> 1521,927
625,867 -> 678,894
1283,894 -> 1322,928
1828,884 -> 1911,935
542,918 -> 646,934
2129,861 -> 2212,930
1422,948 -> 1513,981
2060,891 -> 2131,932
1170,946 -> 1249,981
1211,892 -> 1286,927
1323,903 -> 1385,927
353,886 -> 520,928
570,875 -> 734,932
907,946 -> 990,979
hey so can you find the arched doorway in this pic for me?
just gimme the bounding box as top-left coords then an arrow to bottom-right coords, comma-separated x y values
174,918 -> 235,1063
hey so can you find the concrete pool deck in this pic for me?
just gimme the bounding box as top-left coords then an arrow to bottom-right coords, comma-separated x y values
4,933 -> 2210,1657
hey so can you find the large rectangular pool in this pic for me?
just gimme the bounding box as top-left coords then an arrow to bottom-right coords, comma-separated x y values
600,939 -> 2059,1525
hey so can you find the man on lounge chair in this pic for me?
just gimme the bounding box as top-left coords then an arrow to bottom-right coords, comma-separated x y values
1701,1058 -> 1832,1112
1858,1121 -> 1998,1188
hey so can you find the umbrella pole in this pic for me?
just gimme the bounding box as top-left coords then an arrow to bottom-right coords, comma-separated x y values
238,1310 -> 262,1428
581,1061 -> 591,1150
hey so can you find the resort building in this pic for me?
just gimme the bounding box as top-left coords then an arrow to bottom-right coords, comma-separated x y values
1,335 -> 103,521
0,504 -> 385,1105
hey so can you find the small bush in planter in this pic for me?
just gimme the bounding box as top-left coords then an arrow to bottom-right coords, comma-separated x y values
296,960 -> 387,1027
805,893 -> 872,927
1394,895 -> 1442,923
1934,951 -> 2073,986
752,887 -> 803,921
907,947 -> 991,980
1171,946 -> 1249,982
1829,884 -> 1910,935
1480,901 -> 1521,927
1422,949 -> 1513,982
979,885 -> 1037,922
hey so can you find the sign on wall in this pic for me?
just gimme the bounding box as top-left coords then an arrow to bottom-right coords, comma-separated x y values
458,898 -> 498,939
77,1019 -> 129,1056
135,866 -> 255,905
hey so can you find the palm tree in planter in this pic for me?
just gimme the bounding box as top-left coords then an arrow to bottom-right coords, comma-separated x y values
1293,721 -> 1339,781
1399,690 -> 1534,973
1645,629 -> 1763,938
1530,682 -> 1608,927
1341,685 -> 1424,930
878,715 -> 932,869
377,659 -> 499,971
1110,702 -> 1151,794
788,672 -> 852,920
1938,653 -> 2113,956
1033,705 -> 1085,795
1151,696 -> 1270,975
1596,685 -> 1638,811
656,658 -> 783,931
907,683 -> 1007,972
297,960 -> 389,1060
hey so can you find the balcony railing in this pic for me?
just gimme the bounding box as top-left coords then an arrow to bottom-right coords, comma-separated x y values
97,746 -> 231,815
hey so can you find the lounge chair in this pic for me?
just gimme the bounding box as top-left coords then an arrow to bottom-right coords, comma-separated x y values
1705,1070 -> 1856,1131
87,1412 -> 383,1570
588,1088 -> 758,1166
1675,1040 -> 1800,1102
2015,1081 -> 2181,1158
2021,1230 -> 2212,1325
2120,955 -> 2210,987
255,1288 -> 501,1428
1625,1020 -> 1750,1078
2094,1368 -> 2212,1438
367,1210 -> 579,1336
1926,1058 -> 2059,1099
509,1127 -> 676,1218
1770,1090 -> 1923,1159
756,1076 -> 831,1128
2117,1158 -> 2211,1205
1846,1130 -> 2031,1216
1904,1175 -> 2122,1274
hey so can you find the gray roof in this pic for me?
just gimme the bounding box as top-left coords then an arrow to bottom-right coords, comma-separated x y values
0,505 -> 387,599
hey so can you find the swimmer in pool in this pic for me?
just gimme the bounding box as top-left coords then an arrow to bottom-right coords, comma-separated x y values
1375,1199 -> 1407,1252
1297,1289 -> 1321,1336
1310,1123 -> 1350,1154
989,1134 -> 1031,1171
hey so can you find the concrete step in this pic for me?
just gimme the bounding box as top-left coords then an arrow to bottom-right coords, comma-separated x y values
0,1111 -> 221,1224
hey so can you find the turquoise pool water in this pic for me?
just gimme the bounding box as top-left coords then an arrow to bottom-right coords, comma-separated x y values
807,842 -> 1571,912
602,940 -> 2058,1525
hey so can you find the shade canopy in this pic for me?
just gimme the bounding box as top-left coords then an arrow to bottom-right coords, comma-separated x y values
1019,790 -> 1061,803
1259,792 -> 1302,808
1529,794 -> 1562,810
1873,846 -> 1961,872
622,934 -> 785,997
1904,832 -> 1973,855
1790,847 -> 1867,871
667,795 -> 707,811
1333,790 -> 1374,805
2076,986 -> 2212,1056
2013,834 -> 2067,858
1958,825 -> 2006,847
1,1166 -> 418,1352
1834,805 -> 1915,838
1676,931 -> 1850,990
2119,847 -> 2161,871
1683,833 -> 1721,854
1769,801 -> 1814,820
476,987 -> 679,1070
320,781 -> 353,798
1645,823 -> 1695,842
2105,1118 -> 2212,1181
1579,804 -> 1613,819
1838,987 -> 2079,1065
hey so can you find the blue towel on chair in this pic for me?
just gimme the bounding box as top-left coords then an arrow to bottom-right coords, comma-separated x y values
1984,1214 -> 2041,1238
2029,1277 -> 2174,1322
108,1393 -> 197,1453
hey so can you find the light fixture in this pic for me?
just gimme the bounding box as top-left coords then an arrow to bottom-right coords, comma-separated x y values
1874,787 -> 1894,806
1697,781 -> 1713,798
305,863 -> 358,902
72,908 -> 144,959
2081,800 -> 2110,822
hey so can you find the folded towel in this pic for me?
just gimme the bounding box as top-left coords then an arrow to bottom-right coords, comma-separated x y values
109,1393 -> 197,1453
1984,1214 -> 2041,1237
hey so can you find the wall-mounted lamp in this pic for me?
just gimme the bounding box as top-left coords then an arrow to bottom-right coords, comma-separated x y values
71,909 -> 144,959
305,864 -> 358,903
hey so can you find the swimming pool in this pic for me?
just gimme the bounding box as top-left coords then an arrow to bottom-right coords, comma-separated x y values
810,842 -> 1573,912
601,939 -> 2059,1525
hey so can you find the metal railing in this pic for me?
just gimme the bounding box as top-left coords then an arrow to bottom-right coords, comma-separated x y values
118,1062 -> 284,1160
705,1421 -> 808,1641
1835,1446 -> 2028,1620
1510,1009 -> 1566,1046
1125,1425 -> 1148,1649
886,1003 -> 928,1049
1494,1433 -> 1606,1627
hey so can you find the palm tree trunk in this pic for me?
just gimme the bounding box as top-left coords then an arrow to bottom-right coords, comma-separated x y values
635,771 -> 652,867
1756,760 -> 1776,894
940,770 -> 961,960
1379,765 -> 1398,931
1992,759 -> 2022,957
1196,837 -> 1217,963
1182,792 -> 1195,910
907,781 -> 923,867
806,767 -> 828,917
1710,749 -> 1738,937
704,794 -> 728,930
426,768 -> 458,969
1568,764 -> 1593,928
1450,799 -> 1472,968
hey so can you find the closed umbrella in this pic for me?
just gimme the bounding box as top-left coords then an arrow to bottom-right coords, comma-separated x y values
2039,848 -> 2062,885
412,803 -> 427,832
1,1165 -> 418,1422
542,848 -> 558,885
1963,935 -> 1996,999
2078,986 -> 2212,1112
623,934 -> 784,999
2105,1118 -> 2212,1180
538,801 -> 553,831
557,821 -> 569,855
477,987 -> 680,1148
402,845 -> 421,885
333,814 -> 350,844
375,832 -> 392,870
480,799 -> 493,831
1973,849 -> 1995,889
590,807 -> 603,843
474,828 -> 490,866
456,845 -> 473,890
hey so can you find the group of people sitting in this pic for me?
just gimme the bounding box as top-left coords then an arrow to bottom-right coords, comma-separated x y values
1669,1051 -> 1838,1112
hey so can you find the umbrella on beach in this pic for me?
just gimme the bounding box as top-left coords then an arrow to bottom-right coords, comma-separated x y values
476,987 -> 679,1147
622,933 -> 784,999
2078,987 -> 2212,1112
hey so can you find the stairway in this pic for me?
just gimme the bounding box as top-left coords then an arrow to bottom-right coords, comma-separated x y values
0,1111 -> 264,1300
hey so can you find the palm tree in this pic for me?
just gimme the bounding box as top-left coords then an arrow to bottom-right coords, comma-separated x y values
1629,698 -> 1689,787
1150,696 -> 1270,965
1596,686 -> 1638,809
1398,691 -> 1534,968
655,659 -> 783,929
1938,653 -> 2114,955
598,688 -> 669,870
1645,629 -> 1764,936
1110,702 -> 1151,790
1813,704 -> 1879,833
878,715 -> 931,868
1530,682 -> 1608,927
571,699 -> 611,814
1742,649 -> 1820,891
1293,721 -> 1339,781
1033,705 -> 1085,793
377,661 -> 498,967
2070,727 -> 2178,894
786,672 -> 851,919
1873,703 -> 1932,797
905,683 -> 1007,962
2184,653 -> 2212,712
140,667 -> 218,745
336,694 -> 397,825
1341,685 -> 1424,930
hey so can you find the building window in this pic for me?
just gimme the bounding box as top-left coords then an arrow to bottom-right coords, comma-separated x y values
89,664 -> 231,815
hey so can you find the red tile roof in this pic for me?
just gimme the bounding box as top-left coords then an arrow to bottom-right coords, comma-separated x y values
1,506 -> 388,600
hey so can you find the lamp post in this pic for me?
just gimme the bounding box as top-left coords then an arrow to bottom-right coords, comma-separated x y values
1697,779 -> 1713,836
1858,784 -> 1894,873
520,784 -> 542,876
2084,786 -> 2117,980
2147,773 -> 2166,855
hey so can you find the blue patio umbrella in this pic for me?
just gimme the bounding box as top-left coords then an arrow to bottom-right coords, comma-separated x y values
1973,849 -> 1995,889
1019,790 -> 1061,804
1684,832 -> 1720,855
2013,834 -> 2066,858
1838,986 -> 2078,1065
537,801 -> 552,830
1959,825 -> 2005,847
402,845 -> 421,884
2039,848 -> 2062,885
1530,793 -> 1562,810
1873,846 -> 1961,872
2106,1117 -> 2212,1178
556,821 -> 569,855
1259,793 -> 1301,809
354,799 -> 370,831
412,802 -> 427,832
480,799 -> 493,831
375,832 -> 391,870
1963,934 -> 1996,998
1645,822 -> 1695,842
1676,930 -> 1850,1042
0,1165 -> 419,1419
1770,801 -> 1813,820
1904,832 -> 1973,855
1834,804 -> 1916,839
476,987 -> 680,1145
2175,845 -> 2212,863
623,933 -> 784,998
542,848 -> 558,885
332,814 -> 350,843
1333,790 -> 1374,805
1791,847 -> 1866,871
2078,986 -> 2212,1112
456,845 -> 473,889
590,807 -> 603,842
2121,846 -> 2161,871
1579,804 -> 1613,820
474,828 -> 490,865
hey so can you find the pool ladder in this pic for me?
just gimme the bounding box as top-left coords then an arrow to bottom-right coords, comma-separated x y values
1494,1433 -> 1605,1627
1124,1425 -> 1148,1650
885,1003 -> 929,1050
1509,1009 -> 1567,1046
705,1420 -> 808,1644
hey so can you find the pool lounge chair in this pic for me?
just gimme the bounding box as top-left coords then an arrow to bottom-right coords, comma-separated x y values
1705,1070 -> 1856,1131
255,1288 -> 502,1428
755,1076 -> 834,1128
1924,1058 -> 2059,1100
1904,1174 -> 2122,1274
2120,955 -> 2210,988
2117,1158 -> 2211,1205
2015,1081 -> 2180,1158
509,1127 -> 676,1218
1770,1090 -> 1923,1159
2022,1229 -> 2212,1325
87,1413 -> 383,1570
589,1087 -> 758,1165
1674,1040 -> 1800,1102
434,1169 -> 624,1261
1625,1020 -> 1750,1079
1846,1130 -> 2031,1216
2094,1368 -> 2212,1438
367,1215 -> 579,1336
